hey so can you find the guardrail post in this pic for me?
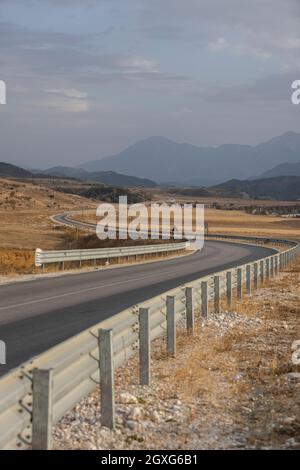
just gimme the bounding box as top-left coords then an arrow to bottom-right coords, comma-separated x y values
274,256 -> 278,276
32,368 -> 53,450
266,259 -> 270,285
237,268 -> 242,301
139,307 -> 151,385
185,287 -> 194,331
246,265 -> 251,296
279,253 -> 283,271
226,271 -> 232,306
270,257 -> 274,278
99,328 -> 115,429
167,296 -> 176,356
214,276 -> 220,313
201,281 -> 208,318
253,262 -> 258,289
260,260 -> 264,286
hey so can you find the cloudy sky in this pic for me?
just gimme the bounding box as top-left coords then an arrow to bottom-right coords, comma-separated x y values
0,0 -> 300,168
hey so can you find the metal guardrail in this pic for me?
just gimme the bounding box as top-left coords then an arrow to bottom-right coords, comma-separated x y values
205,233 -> 297,247
0,235 -> 299,449
35,241 -> 191,267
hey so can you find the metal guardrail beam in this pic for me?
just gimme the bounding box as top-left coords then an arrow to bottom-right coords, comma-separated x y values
35,241 -> 190,267
0,235 -> 299,449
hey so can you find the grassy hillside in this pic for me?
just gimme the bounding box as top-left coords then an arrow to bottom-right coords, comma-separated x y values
211,176 -> 300,201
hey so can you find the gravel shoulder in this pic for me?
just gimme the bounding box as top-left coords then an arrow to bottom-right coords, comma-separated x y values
53,259 -> 300,450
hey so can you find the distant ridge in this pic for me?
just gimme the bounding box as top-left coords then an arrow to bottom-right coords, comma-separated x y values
0,161 -> 157,188
257,161 -> 300,179
0,162 -> 33,178
79,131 -> 300,185
42,166 -> 157,187
210,176 -> 300,201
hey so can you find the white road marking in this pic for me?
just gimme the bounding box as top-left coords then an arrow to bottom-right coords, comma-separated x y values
0,267 -> 181,311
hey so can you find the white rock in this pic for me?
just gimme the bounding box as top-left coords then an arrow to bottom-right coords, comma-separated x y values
285,437 -> 297,447
151,410 -> 161,423
283,416 -> 296,425
115,415 -> 124,425
126,420 -> 139,431
128,406 -> 143,421
119,392 -> 138,404
285,372 -> 300,381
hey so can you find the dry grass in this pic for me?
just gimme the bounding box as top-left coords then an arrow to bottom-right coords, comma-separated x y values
0,178 -> 98,274
0,177 -> 96,250
205,208 -> 300,240
74,205 -> 300,242
0,248 -> 36,275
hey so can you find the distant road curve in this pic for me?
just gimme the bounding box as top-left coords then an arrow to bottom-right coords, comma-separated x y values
51,211 -> 96,231
0,235 -> 276,376
51,211 -> 179,238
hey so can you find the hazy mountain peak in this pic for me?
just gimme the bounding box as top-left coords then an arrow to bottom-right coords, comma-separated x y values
80,131 -> 300,185
280,130 -> 300,139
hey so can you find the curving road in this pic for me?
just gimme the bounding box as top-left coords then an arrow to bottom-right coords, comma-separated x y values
0,239 -> 275,376
52,211 -> 96,231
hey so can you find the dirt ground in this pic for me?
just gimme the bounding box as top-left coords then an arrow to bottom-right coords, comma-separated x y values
53,258 -> 300,450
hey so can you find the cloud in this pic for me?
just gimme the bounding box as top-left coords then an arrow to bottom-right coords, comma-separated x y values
1,0 -> 300,168
209,37 -> 228,52
45,88 -> 87,99
114,57 -> 159,73
45,97 -> 90,113
198,71 -> 297,105
139,0 -> 300,65
42,88 -> 90,112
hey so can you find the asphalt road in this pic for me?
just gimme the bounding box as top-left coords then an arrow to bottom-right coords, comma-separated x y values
0,240 -> 275,376
53,212 -> 95,231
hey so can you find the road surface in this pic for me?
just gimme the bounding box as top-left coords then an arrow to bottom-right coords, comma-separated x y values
0,240 -> 275,376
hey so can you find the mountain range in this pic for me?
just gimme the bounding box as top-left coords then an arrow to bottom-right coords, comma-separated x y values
39,166 -> 156,187
0,162 -> 32,178
257,161 -> 300,179
211,176 -> 300,201
1,162 -> 300,201
80,131 -> 300,185
0,163 -> 156,188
